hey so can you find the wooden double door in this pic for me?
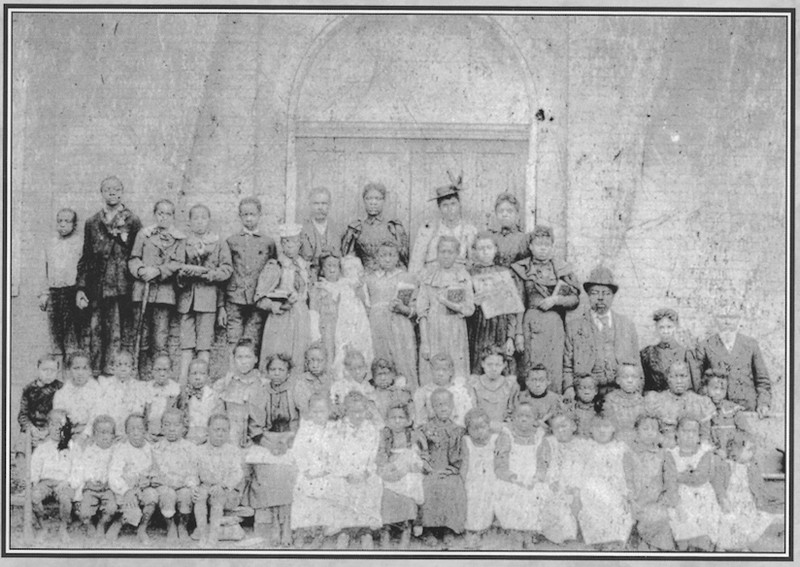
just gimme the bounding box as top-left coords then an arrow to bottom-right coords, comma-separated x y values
295,134 -> 529,242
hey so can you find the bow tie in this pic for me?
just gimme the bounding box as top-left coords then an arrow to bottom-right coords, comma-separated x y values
186,386 -> 204,401
242,229 -> 259,237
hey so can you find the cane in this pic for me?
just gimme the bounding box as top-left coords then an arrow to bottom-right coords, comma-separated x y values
22,428 -> 33,543
134,281 -> 151,375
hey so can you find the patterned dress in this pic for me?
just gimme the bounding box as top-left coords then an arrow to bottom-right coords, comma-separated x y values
377,427 -> 424,524
540,435 -> 587,543
510,257 -> 580,393
341,216 -> 409,273
366,268 -> 419,389
289,421 -> 336,530
602,390 -> 645,445
467,263 -> 520,374
467,374 -> 518,426
666,444 -> 721,543
463,433 -> 498,531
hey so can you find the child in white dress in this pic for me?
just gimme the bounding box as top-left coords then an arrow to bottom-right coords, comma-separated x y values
665,416 -> 722,551
462,408 -> 499,549
493,401 -> 551,548
717,433 -> 784,551
577,415 -> 634,549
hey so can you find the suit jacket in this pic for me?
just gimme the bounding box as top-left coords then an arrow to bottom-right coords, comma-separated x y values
128,226 -> 186,305
76,207 -> 142,300
300,218 -> 343,278
693,333 -> 770,411
225,231 -> 277,305
176,233 -> 233,314
563,308 -> 640,389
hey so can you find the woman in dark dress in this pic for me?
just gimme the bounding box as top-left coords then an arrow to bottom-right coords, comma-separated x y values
640,308 -> 691,392
488,192 -> 528,268
341,183 -> 409,273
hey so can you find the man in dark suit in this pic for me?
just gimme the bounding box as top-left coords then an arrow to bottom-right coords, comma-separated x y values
563,266 -> 639,397
299,187 -> 343,280
75,176 -> 142,376
692,313 -> 771,417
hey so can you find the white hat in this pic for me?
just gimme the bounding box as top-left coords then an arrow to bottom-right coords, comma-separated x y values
278,222 -> 303,238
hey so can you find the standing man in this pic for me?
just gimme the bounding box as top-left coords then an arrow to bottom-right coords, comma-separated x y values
563,265 -> 639,397
75,176 -> 142,376
299,187 -> 343,280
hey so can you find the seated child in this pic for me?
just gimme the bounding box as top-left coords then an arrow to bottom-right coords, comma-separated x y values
107,414 -> 156,543
325,391 -> 383,550
370,358 -> 413,425
329,349 -> 379,420
365,239 -> 419,389
462,408 -> 499,549
175,359 -> 223,445
95,350 -> 148,439
509,364 -> 563,426
414,353 -> 473,427
717,433 -> 784,551
664,416 -> 723,551
69,414 -> 118,539
377,401 -> 424,549
493,401 -> 550,548
17,354 -> 63,458
644,361 -> 715,447
564,373 -> 600,437
213,339 -> 267,447
704,369 -> 747,458
290,394 -> 334,548
151,408 -> 198,543
577,416 -> 634,549
419,388 -> 467,548
602,362 -> 645,445
539,413 -> 585,545
194,414 -> 245,546
625,415 -> 673,551
466,345 -> 518,427
246,353 -> 298,547
292,342 -> 333,419
30,409 -> 74,541
144,354 -> 180,438
53,351 -> 100,443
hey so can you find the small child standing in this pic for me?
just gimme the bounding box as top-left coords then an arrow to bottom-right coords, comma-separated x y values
509,364 -> 563,426
644,361 -> 715,447
366,240 -> 419,389
30,409 -> 74,542
625,415 -> 673,551
290,394 -> 335,547
664,417 -> 722,551
176,204 -> 233,383
175,359 -> 222,444
565,374 -> 600,437
704,370 -> 747,458
128,198 -> 185,379
462,408 -> 499,548
467,345 -> 518,426
144,354 -> 180,438
247,353 -> 298,547
70,415 -> 118,539
376,402 -> 424,549
94,350 -> 148,438
370,358 -> 413,425
413,353 -> 473,427
602,362 -> 645,445
151,408 -> 198,543
53,351 -> 100,442
221,197 -> 277,357
717,433 -> 784,551
39,208 -> 84,366
310,254 -> 373,379
419,388 -> 467,548
107,414 -> 157,543
493,401 -> 550,547
467,232 -> 521,375
577,416 -> 634,549
256,222 -> 311,372
17,355 -> 63,455
194,414 -> 245,546
213,339 -> 267,447
417,236 -> 475,385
